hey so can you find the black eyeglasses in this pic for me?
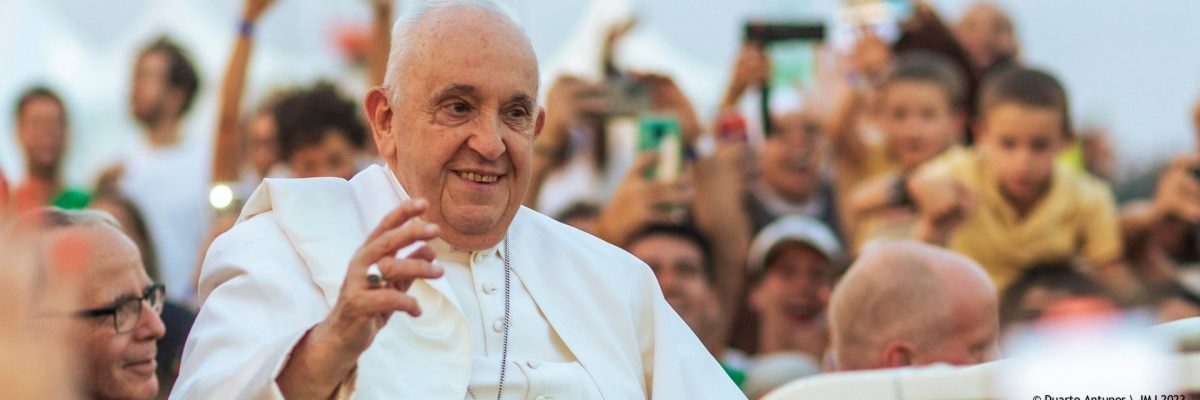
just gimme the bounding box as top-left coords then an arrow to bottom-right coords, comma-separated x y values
75,283 -> 165,333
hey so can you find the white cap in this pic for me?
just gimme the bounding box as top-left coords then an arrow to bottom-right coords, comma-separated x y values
747,215 -> 842,274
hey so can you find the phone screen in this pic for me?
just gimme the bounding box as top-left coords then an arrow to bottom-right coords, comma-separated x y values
637,115 -> 683,182
830,0 -> 913,51
767,40 -> 818,91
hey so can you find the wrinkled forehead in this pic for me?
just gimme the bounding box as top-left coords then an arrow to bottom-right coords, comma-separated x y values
41,225 -> 147,305
399,7 -> 539,96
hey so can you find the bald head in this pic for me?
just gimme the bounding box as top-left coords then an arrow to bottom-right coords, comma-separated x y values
955,1 -> 1018,70
382,0 -> 533,100
829,241 -> 998,371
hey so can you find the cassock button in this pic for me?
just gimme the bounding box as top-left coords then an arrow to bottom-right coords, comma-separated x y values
482,283 -> 497,295
526,361 -> 540,369
492,319 -> 504,333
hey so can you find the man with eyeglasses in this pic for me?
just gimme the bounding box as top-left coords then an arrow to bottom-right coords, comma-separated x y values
32,208 -> 166,400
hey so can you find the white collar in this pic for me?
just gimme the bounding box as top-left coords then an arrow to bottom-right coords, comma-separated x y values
751,182 -> 824,217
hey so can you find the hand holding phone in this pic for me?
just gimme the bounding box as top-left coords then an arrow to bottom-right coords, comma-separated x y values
1154,156 -> 1200,224
638,115 -> 684,183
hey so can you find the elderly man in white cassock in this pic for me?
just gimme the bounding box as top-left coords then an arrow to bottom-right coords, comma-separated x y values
170,1 -> 743,399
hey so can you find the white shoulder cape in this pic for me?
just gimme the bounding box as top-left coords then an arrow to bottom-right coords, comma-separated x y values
170,165 -> 744,399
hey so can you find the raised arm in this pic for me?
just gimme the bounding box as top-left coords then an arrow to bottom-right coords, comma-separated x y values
593,153 -> 692,246
211,0 -> 275,185
846,173 -> 904,218
690,140 -> 753,355
719,44 -> 769,110
907,163 -> 973,246
277,200 -> 444,399
826,33 -> 891,168
367,0 -> 394,86
526,76 -> 607,210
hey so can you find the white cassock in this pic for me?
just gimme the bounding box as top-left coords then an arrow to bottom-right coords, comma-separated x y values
170,165 -> 744,399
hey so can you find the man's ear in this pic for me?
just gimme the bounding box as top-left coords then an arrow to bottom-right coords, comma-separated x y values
365,87 -> 396,161
533,106 -> 546,139
880,339 -> 917,368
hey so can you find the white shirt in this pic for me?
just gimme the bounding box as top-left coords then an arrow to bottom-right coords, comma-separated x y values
435,239 -> 602,399
751,182 -> 825,219
120,139 -> 210,303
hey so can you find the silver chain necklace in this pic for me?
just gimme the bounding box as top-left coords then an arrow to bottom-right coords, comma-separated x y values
467,235 -> 512,400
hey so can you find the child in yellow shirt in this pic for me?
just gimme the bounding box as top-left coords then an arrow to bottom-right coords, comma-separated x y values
835,52 -> 968,253
906,67 -> 1136,298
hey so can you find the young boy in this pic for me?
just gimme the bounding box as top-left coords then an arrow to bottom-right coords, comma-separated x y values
832,51 -> 968,252
907,67 -> 1134,298
274,82 -> 367,180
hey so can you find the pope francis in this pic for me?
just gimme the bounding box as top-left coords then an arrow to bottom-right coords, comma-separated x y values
169,0 -> 744,399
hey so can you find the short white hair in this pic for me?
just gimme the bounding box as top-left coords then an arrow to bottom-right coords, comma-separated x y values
382,0 -> 531,103
32,207 -> 121,231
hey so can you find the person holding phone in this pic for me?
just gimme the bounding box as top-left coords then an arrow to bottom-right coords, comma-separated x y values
1119,156 -> 1200,305
1119,100 -> 1200,282
717,42 -> 843,238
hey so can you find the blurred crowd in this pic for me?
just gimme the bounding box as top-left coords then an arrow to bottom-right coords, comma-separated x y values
3,0 -> 1200,399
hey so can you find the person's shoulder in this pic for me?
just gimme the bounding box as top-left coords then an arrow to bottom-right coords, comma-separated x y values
514,207 -> 648,271
512,207 -> 662,308
244,174 -> 361,219
197,211 -> 301,301
514,206 -> 632,255
1057,165 -> 1116,205
208,211 -> 291,262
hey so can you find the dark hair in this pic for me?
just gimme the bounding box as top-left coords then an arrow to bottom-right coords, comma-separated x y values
625,223 -> 716,284
14,85 -> 66,125
881,51 -> 967,109
274,82 -> 367,162
553,201 -> 601,224
979,66 -> 1072,137
999,264 -> 1108,325
139,36 -> 201,115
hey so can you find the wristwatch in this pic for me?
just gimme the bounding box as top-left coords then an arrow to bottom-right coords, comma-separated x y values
890,175 -> 914,209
